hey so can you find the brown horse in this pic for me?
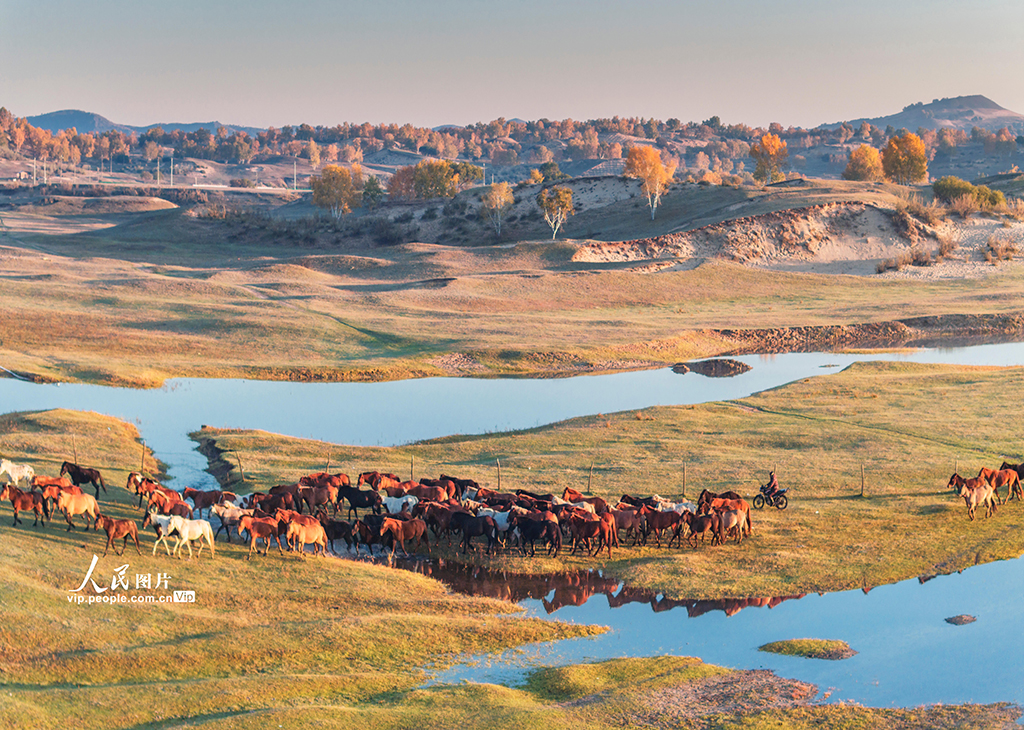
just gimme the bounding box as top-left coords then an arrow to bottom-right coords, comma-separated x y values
949,473 -> 997,520
699,498 -> 752,537
238,514 -> 285,558
379,517 -> 430,557
681,511 -> 720,548
96,514 -> 142,556
297,485 -> 338,516
126,472 -> 170,508
696,489 -> 743,511
637,505 -> 681,548
562,487 -> 610,514
183,487 -> 229,517
978,467 -> 1022,504
300,472 -> 350,490
56,490 -> 100,531
1,484 -> 47,526
147,490 -> 186,514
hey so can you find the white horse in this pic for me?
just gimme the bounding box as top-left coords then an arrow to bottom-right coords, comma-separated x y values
142,511 -> 176,555
0,458 -> 35,487
382,494 -> 418,514
167,515 -> 216,559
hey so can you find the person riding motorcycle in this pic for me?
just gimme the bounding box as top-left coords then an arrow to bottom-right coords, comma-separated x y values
763,470 -> 779,498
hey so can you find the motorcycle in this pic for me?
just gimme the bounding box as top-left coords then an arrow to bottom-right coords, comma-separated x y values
752,483 -> 788,510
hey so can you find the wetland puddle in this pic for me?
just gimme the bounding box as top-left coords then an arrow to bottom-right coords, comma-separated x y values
397,554 -> 1024,711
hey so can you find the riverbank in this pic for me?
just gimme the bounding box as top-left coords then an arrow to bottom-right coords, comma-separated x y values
191,360 -> 1024,600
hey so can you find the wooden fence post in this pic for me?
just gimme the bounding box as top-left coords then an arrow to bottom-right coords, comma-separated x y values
861,464 -> 865,497
72,434 -> 78,464
682,462 -> 687,499
587,461 -> 594,494
234,452 -> 245,483
411,456 -> 415,482
325,454 -> 331,473
496,458 -> 501,490
140,440 -> 146,473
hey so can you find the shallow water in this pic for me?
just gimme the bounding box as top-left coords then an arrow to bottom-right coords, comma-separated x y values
416,555 -> 1024,709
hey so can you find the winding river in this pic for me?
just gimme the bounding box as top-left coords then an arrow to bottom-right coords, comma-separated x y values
3,341 -> 1024,710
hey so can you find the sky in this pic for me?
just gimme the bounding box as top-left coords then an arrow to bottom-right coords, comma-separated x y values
2,0 -> 1023,131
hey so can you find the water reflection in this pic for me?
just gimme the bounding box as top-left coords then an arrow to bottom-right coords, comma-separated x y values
366,555 -> 807,619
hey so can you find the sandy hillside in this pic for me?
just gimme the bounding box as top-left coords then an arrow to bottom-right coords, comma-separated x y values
573,202 -> 1024,279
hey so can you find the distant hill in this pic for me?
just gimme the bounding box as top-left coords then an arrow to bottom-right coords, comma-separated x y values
26,109 -> 132,135
831,95 -> 1024,132
25,109 -> 264,137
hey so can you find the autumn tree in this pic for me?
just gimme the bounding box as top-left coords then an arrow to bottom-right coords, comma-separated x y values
749,133 -> 788,184
481,182 -> 514,237
881,132 -> 928,185
537,186 -> 574,239
842,144 -> 884,181
624,145 -> 676,220
388,165 -> 416,200
310,164 -> 362,218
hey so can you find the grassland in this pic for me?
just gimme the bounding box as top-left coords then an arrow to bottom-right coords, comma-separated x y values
194,361 -> 1024,599
2,372 -> 1023,727
1,180 -> 1023,386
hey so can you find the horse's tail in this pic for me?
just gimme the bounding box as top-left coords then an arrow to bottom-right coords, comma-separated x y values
745,508 -> 753,535
99,473 -> 107,493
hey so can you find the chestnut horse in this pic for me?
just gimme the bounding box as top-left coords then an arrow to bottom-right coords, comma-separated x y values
239,514 -> 285,558
60,461 -> 106,498
1,483 -> 47,526
96,514 -> 142,556
978,467 -> 1022,504
379,517 -> 430,557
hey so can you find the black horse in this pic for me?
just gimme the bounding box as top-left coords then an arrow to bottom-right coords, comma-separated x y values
60,461 -> 107,498
337,486 -> 382,520
451,512 -> 498,555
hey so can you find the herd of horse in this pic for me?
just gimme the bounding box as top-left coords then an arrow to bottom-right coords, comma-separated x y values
2,454 -> 1021,562
947,461 -> 1024,520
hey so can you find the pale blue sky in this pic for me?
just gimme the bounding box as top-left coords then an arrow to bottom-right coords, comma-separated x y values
2,0 -> 1021,129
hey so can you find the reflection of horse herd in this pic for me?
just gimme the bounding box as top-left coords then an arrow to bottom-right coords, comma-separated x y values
2,455 -> 1018,561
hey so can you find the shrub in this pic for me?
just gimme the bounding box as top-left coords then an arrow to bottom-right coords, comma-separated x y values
911,246 -> 933,266
897,192 -> 945,226
949,194 -> 979,219
1005,198 -> 1024,221
937,235 -> 957,259
986,235 -> 1017,263
229,178 -> 257,188
933,176 -> 976,203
